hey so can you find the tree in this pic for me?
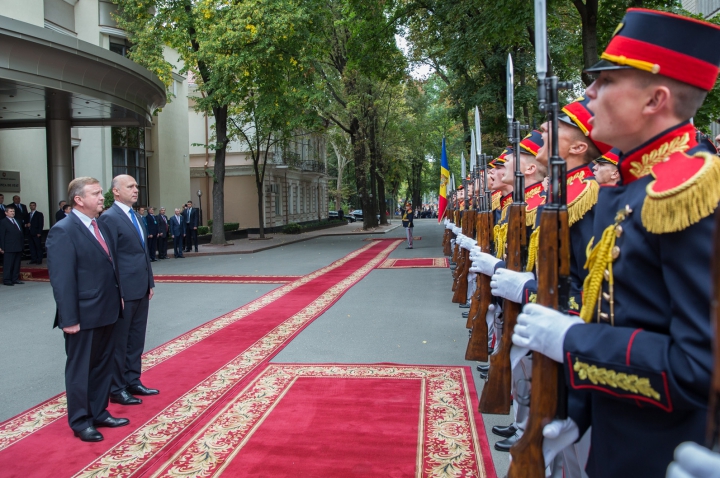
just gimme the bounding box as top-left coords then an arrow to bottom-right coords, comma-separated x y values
223,0 -> 323,238
113,0 -> 239,245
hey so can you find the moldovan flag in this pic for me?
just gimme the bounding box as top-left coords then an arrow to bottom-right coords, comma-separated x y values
438,137 -> 450,222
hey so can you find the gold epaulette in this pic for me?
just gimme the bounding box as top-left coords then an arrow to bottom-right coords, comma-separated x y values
492,190 -> 501,211
567,168 -> 599,226
642,151 -> 720,233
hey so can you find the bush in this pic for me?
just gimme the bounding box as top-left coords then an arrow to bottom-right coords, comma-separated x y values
103,190 -> 114,209
207,219 -> 213,227
198,226 -> 210,235
224,222 -> 239,232
283,223 -> 303,234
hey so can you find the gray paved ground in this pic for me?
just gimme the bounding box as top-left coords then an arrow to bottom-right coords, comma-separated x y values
0,220 -> 510,476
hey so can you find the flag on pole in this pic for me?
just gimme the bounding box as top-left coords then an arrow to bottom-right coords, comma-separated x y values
438,137 -> 450,222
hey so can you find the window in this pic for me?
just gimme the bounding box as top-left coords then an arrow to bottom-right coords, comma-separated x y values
272,184 -> 281,215
110,40 -> 130,57
112,127 -> 148,206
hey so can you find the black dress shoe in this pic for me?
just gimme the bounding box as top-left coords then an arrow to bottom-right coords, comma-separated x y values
74,426 -> 103,442
110,390 -> 142,405
12,281 -> 24,284
479,372 -> 488,380
93,416 -> 130,428
459,303 -> 470,309
127,384 -> 159,396
476,364 -> 490,373
150,259 -> 157,262
4,282 -> 14,286
495,432 -> 521,451
491,423 -> 518,438
462,311 -> 469,318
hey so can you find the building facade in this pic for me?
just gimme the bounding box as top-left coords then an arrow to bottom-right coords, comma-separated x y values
187,82 -> 329,232
0,0 -> 189,228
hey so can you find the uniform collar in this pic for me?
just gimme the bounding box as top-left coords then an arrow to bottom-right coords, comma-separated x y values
619,121 -> 697,185
500,192 -> 513,209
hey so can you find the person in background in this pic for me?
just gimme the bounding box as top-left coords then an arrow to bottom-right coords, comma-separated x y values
62,204 -> 72,218
183,200 -> 199,253
169,207 -> 186,258
0,206 -> 24,285
145,207 -> 159,262
156,207 -> 169,259
402,202 -> 414,249
27,202 -> 44,264
0,194 -> 6,218
11,195 -> 28,230
56,200 -> 67,222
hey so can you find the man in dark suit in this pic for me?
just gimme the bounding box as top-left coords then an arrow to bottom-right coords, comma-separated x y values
169,208 -> 186,258
183,200 -> 199,253
99,174 -> 158,406
11,195 -> 28,230
144,207 -> 159,262
156,207 -> 169,259
27,202 -> 44,264
0,194 -> 6,218
46,176 -> 128,442
56,200 -> 67,222
0,207 -> 24,285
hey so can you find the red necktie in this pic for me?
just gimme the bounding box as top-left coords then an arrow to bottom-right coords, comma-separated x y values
91,219 -> 111,258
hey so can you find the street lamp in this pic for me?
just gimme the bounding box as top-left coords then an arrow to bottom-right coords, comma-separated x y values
197,189 -> 203,226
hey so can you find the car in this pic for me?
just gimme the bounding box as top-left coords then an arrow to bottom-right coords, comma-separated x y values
329,211 -> 339,220
351,210 -> 363,222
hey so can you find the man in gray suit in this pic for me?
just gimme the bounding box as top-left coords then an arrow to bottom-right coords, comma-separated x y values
99,175 -> 158,406
46,177 -> 128,442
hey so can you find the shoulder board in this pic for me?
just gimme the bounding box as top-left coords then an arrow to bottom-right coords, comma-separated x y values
492,190 -> 502,211
525,183 -> 546,227
499,194 -> 513,223
642,150 -> 720,233
567,166 -> 599,226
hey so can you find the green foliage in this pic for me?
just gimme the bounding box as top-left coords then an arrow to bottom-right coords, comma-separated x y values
223,223 -> 240,232
283,222 -> 303,234
103,190 -> 114,210
198,226 -> 210,235
207,219 -> 213,227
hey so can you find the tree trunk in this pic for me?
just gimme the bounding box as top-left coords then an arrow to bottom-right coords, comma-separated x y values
377,172 -> 387,225
256,177 -> 265,238
366,120 -> 379,229
211,105 -> 228,245
350,117 -> 369,229
573,0 -> 599,86
411,157 -> 423,211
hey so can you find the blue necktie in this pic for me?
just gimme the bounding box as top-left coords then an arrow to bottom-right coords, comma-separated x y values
129,210 -> 145,249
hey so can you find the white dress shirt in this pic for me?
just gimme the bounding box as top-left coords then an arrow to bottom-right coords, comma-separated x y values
72,209 -> 106,241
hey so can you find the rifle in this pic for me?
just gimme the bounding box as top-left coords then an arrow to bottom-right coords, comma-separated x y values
508,4 -> 572,474
479,55 -> 528,414
707,207 -> 720,451
466,109 -> 494,360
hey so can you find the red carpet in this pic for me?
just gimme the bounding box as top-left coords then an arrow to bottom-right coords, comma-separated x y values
377,257 -> 449,269
139,364 -> 496,478
3,268 -> 299,284
366,236 -> 421,241
0,239 -> 401,478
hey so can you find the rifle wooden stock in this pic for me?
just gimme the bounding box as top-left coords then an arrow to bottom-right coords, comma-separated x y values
508,208 -> 570,478
480,204 -> 526,414
465,210 -> 494,360
452,210 -> 475,303
707,208 -> 720,451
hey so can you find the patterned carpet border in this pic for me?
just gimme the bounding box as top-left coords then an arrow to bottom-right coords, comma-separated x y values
365,236 -> 421,241
377,258 -> 448,269
154,274 -> 301,284
150,364 -> 489,478
0,240 -> 398,452
69,241 -> 403,477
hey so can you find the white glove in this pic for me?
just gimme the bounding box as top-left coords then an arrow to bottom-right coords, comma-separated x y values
456,233 -> 467,244
512,303 -> 583,363
444,218 -> 449,226
468,252 -> 501,276
445,222 -> 454,230
667,442 -> 720,478
542,418 -> 579,468
490,269 -> 536,303
461,238 -> 477,250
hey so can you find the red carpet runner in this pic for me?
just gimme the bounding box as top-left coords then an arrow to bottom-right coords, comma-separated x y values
377,257 -> 449,269
8,268 -> 300,284
0,239 -> 401,478
146,364 -> 496,478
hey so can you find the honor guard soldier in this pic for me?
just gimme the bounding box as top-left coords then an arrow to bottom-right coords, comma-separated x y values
592,148 -> 621,186
512,9 -> 720,477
